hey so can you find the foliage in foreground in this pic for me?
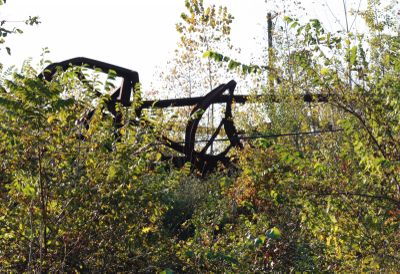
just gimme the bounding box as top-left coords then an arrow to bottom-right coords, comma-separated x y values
0,56 -> 399,272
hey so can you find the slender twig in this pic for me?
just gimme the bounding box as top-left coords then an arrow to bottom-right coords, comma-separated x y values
316,191 -> 400,205
324,0 -> 345,31
342,0 -> 350,33
349,0 -> 363,31
38,146 -> 47,272
1,20 -> 26,23
28,197 -> 34,272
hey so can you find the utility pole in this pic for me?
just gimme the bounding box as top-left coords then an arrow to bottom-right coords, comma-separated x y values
267,12 -> 273,49
267,12 -> 274,92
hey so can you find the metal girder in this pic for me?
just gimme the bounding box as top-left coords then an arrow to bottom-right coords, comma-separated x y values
40,57 -> 330,173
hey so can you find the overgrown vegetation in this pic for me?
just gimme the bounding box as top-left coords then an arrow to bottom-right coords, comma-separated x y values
1,0 -> 399,272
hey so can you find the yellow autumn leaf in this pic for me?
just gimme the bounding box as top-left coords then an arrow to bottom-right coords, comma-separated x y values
320,67 -> 330,76
142,226 -> 153,233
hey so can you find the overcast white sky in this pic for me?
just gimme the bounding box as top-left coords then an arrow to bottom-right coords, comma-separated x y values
1,0 -> 365,91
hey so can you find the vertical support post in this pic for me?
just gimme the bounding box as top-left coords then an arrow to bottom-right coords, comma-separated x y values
267,12 -> 274,92
267,12 -> 273,49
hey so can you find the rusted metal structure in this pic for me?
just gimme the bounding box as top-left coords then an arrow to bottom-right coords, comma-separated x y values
41,57 -> 330,173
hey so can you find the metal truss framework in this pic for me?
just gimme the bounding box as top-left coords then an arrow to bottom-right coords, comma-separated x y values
41,57 -> 330,173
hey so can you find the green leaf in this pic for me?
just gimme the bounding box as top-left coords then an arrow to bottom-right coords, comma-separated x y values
203,51 -> 211,58
291,21 -> 299,29
185,250 -> 194,258
159,269 -> 174,274
284,16 -> 293,23
320,67 -> 330,76
215,53 -> 223,62
254,234 -> 267,246
222,254 -> 238,265
349,46 -> 357,66
266,227 -> 282,240
254,237 -> 262,246
228,60 -> 240,70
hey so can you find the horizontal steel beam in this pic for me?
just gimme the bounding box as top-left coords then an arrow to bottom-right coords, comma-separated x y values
139,93 -> 329,109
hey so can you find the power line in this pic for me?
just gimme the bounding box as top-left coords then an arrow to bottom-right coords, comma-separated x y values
238,128 -> 343,140
179,128 -> 344,144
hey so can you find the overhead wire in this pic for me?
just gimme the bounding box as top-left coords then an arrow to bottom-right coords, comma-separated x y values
179,128 -> 344,144
350,0 -> 363,31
